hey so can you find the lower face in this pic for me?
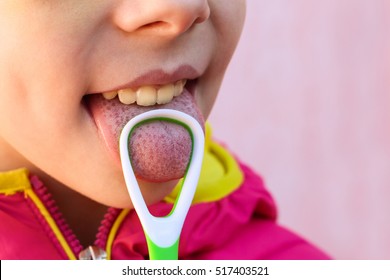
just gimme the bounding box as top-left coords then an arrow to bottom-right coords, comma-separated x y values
0,1 -> 246,208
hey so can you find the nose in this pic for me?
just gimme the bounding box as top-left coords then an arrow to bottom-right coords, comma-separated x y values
113,0 -> 210,37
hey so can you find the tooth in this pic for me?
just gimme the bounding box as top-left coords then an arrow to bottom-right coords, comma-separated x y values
102,91 -> 118,100
118,88 -> 137,104
157,84 -> 174,105
174,80 -> 187,97
136,86 -> 157,106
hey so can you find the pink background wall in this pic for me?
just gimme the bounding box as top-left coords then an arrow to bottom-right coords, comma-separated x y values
209,0 -> 390,259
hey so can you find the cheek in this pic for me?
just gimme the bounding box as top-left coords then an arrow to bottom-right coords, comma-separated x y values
211,0 -> 246,50
0,60 -> 30,138
0,1 -> 101,105
197,1 -> 245,119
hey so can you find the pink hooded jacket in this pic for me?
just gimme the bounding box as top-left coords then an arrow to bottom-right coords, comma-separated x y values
0,130 -> 330,260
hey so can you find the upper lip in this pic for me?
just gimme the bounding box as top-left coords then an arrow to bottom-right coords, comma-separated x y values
96,65 -> 200,93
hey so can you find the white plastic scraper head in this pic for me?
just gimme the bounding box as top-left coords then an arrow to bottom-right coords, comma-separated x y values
119,109 -> 204,260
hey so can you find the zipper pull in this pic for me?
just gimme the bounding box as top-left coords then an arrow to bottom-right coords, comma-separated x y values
79,246 -> 107,260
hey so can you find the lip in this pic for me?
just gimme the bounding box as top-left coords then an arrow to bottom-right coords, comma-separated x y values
91,64 -> 200,94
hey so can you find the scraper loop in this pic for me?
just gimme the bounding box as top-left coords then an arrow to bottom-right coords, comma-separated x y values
119,109 -> 204,260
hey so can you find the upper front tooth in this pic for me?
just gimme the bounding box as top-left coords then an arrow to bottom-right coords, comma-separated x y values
110,79 -> 187,106
102,91 -> 118,100
174,80 -> 187,97
157,84 -> 174,105
137,86 -> 157,106
118,88 -> 137,104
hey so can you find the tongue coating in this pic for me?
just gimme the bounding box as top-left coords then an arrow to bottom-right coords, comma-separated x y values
129,121 -> 192,182
88,91 -> 204,182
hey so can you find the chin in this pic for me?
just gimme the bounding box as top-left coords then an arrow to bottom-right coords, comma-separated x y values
93,178 -> 178,209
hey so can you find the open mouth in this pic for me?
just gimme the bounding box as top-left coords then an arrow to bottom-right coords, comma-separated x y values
83,78 -> 204,183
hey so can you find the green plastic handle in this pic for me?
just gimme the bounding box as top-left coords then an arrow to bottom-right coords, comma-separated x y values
146,235 -> 179,260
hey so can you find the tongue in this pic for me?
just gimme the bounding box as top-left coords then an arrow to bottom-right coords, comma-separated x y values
88,90 -> 204,182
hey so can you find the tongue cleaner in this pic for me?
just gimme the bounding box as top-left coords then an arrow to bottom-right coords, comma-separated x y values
119,109 -> 205,260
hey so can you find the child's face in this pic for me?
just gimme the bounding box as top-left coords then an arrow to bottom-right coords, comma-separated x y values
0,1 -> 245,208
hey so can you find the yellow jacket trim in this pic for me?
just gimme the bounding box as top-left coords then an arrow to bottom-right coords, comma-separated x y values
0,168 -> 31,195
105,209 -> 130,260
25,188 -> 78,260
0,168 -> 77,260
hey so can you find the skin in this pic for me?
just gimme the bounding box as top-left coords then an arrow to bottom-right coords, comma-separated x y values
0,0 -> 246,246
